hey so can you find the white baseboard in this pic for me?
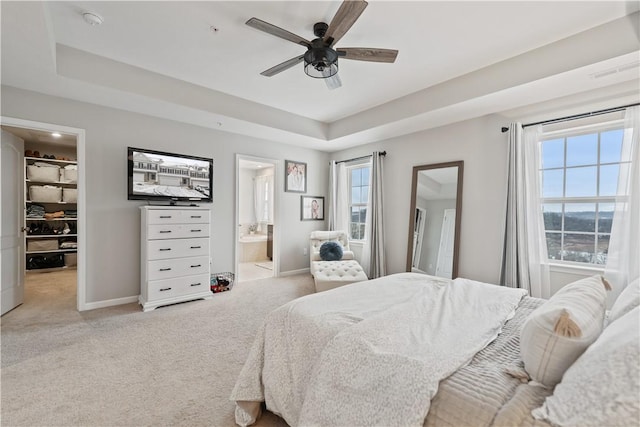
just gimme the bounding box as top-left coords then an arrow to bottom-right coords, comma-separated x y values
279,268 -> 310,277
81,295 -> 139,311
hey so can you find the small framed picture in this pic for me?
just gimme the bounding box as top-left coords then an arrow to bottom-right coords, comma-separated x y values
301,196 -> 324,221
285,160 -> 307,193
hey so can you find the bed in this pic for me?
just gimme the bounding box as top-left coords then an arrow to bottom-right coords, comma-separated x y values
231,272 -> 639,427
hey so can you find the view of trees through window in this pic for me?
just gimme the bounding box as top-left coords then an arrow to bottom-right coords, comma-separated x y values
350,165 -> 370,240
540,126 -> 625,265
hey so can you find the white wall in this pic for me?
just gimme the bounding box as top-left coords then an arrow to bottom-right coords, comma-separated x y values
1,85 -> 329,305
331,114 -> 509,285
238,167 -> 255,227
330,114 -> 611,294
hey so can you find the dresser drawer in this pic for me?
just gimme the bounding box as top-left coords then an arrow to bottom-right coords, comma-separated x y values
147,274 -> 210,301
148,256 -> 209,281
147,238 -> 210,260
147,209 -> 209,225
148,223 -> 210,240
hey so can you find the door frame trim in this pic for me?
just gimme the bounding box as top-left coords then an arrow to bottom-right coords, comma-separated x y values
1,116 -> 88,311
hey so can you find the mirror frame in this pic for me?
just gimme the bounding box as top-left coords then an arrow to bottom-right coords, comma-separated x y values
405,161 -> 464,278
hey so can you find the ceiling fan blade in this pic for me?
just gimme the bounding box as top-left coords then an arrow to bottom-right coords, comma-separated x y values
260,55 -> 305,77
338,48 -> 398,63
246,18 -> 311,47
325,0 -> 368,47
325,74 -> 342,90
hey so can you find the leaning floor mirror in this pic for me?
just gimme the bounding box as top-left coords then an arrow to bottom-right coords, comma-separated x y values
406,161 -> 463,279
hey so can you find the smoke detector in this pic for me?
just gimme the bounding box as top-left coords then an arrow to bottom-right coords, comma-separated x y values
82,11 -> 104,26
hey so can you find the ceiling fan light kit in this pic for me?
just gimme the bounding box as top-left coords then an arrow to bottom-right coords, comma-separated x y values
246,0 -> 397,89
304,36 -> 340,78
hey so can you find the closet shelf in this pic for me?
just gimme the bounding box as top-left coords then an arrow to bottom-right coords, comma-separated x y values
26,179 -> 77,185
26,200 -> 76,204
26,234 -> 77,239
26,248 -> 77,255
26,217 -> 78,221
25,156 -> 77,165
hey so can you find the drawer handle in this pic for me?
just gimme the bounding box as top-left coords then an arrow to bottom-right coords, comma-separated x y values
190,246 -> 201,249
159,215 -> 172,219
159,268 -> 172,272
191,215 -> 202,219
159,287 -> 172,292
159,248 -> 171,251
191,229 -> 202,232
159,230 -> 172,234
190,282 -> 202,287
190,264 -> 202,268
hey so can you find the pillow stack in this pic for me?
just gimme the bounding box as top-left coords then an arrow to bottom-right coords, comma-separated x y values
520,275 -> 609,388
530,276 -> 640,427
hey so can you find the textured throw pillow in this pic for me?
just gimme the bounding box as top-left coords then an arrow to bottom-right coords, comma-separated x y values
520,275 -> 609,388
532,306 -> 640,427
319,241 -> 343,261
607,278 -> 640,326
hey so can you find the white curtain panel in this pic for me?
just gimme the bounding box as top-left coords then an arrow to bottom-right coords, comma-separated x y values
253,175 -> 270,232
328,161 -> 337,230
501,124 -> 551,298
362,151 -> 387,279
605,106 -> 640,305
328,161 -> 349,232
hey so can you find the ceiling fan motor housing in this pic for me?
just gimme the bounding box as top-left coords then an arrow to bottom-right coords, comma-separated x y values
313,22 -> 329,38
304,39 -> 339,78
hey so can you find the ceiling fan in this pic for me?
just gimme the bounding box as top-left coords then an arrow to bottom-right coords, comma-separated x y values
246,0 -> 398,89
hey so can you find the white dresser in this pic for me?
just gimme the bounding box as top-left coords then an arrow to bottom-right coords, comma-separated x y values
139,206 -> 212,311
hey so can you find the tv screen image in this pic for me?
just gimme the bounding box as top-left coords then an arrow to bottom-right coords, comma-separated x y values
128,147 -> 213,202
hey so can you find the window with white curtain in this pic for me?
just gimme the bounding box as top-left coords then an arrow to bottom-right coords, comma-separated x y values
348,164 -> 370,241
540,117 -> 627,265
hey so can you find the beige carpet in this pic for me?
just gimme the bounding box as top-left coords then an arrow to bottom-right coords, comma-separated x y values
1,270 -> 314,426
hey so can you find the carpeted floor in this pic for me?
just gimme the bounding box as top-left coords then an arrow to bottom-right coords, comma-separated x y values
1,270 -> 314,426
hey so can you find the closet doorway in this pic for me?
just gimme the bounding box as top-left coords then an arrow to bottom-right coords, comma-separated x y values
235,155 -> 279,283
1,117 -> 86,315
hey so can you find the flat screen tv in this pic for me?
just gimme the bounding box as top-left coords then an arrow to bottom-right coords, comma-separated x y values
127,147 -> 213,203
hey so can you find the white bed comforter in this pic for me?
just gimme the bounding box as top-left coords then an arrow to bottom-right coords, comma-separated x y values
231,273 -> 527,427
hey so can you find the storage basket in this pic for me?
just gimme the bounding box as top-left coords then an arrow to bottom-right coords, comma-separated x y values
29,185 -> 62,203
62,188 -> 78,203
27,163 -> 60,183
211,272 -> 235,293
26,254 -> 65,270
62,167 -> 77,183
64,252 -> 77,267
27,239 -> 59,252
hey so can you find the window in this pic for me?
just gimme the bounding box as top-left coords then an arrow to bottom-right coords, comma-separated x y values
349,165 -> 370,240
540,123 -> 626,265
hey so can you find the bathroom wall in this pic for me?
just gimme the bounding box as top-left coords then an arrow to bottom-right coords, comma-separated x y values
238,165 -> 274,236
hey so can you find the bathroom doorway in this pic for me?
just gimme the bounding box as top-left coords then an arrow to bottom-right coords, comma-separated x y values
235,155 -> 279,283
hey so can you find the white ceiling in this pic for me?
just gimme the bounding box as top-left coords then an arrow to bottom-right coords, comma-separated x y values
2,1 -> 639,152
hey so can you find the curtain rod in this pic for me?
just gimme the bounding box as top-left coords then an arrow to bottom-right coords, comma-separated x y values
334,151 -> 386,164
500,102 -> 639,133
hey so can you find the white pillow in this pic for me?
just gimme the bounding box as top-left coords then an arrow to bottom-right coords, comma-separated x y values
532,306 -> 640,426
608,278 -> 640,326
520,275 -> 608,388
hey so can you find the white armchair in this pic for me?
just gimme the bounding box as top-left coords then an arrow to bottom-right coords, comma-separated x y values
309,230 -> 368,292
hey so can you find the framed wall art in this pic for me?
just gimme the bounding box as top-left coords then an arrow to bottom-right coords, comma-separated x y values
285,160 -> 307,193
301,196 -> 324,221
